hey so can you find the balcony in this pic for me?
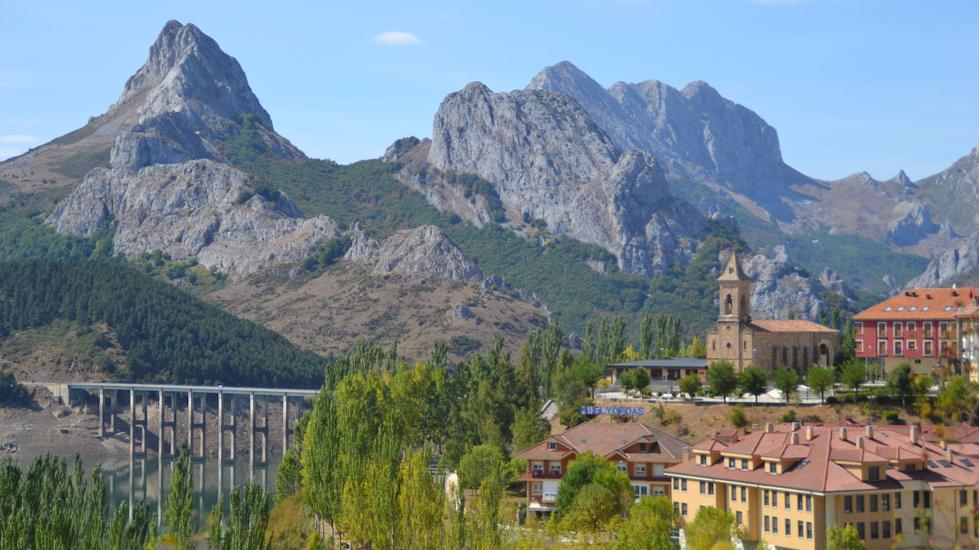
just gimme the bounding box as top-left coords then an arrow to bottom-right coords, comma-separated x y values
530,470 -> 562,479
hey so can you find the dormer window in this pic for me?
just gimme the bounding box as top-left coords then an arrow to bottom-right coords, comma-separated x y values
768,462 -> 777,474
728,458 -> 736,469
699,454 -> 708,466
547,442 -> 557,451
639,442 -> 648,453
868,466 -> 881,481
741,459 -> 750,471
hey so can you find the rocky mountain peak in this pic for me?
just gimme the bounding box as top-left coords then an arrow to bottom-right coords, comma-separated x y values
680,80 -> 722,101
527,61 -> 608,99
99,20 -> 304,172
429,80 -> 711,275
117,20 -> 272,127
892,169 -> 913,188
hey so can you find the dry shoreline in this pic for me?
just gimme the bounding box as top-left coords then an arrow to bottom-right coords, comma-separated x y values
1,386 -> 297,464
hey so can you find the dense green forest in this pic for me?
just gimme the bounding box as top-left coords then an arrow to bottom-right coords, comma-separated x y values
0,260 -> 325,387
223,130 -> 742,334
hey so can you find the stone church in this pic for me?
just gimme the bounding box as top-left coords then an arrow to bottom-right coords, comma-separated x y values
706,250 -> 840,372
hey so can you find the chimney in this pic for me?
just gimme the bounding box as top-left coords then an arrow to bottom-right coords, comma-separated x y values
839,427 -> 848,441
806,426 -> 815,441
765,422 -> 774,433
947,448 -> 954,462
856,436 -> 865,449
910,425 -> 919,446
866,425 -> 874,440
790,432 -> 800,445
940,439 -> 948,450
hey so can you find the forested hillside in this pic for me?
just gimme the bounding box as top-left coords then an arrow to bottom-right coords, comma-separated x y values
0,260 -> 326,387
224,142 -> 741,335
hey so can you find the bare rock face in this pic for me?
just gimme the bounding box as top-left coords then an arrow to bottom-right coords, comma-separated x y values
345,225 -> 483,281
48,159 -> 339,279
109,20 -> 302,171
428,81 -> 711,275
884,201 -> 938,246
728,246 -> 829,320
908,232 -> 979,288
44,21 -> 334,280
527,61 -> 806,217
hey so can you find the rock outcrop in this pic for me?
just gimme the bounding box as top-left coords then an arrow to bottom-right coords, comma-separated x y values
48,160 -> 339,279
344,224 -> 544,307
526,61 -> 807,217
428,81 -> 711,275
884,201 -> 938,246
43,21 -> 335,279
908,232 -> 979,288
345,224 -> 484,281
109,20 -> 302,171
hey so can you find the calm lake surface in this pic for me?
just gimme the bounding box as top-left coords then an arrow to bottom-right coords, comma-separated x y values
11,451 -> 281,527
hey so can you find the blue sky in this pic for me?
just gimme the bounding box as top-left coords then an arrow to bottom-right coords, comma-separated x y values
1,0 -> 977,180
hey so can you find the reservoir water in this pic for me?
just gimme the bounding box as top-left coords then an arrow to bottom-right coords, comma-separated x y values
10,451 -> 281,528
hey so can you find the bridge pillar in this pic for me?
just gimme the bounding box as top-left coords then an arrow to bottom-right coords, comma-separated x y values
158,389 -> 164,458
228,395 -> 237,462
282,394 -> 289,453
261,394 -> 269,464
129,388 -> 135,460
196,393 -> 206,460
249,392 -> 255,474
217,390 -> 224,467
109,389 -> 117,433
187,391 -> 193,452
98,389 -> 105,438
139,390 -> 148,455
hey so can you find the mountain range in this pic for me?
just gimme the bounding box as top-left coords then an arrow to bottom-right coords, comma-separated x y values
1,20 -> 976,369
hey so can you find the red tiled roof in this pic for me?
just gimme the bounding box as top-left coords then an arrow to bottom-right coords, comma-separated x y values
750,320 -> 838,334
667,423 -> 979,493
853,287 -> 979,321
516,421 -> 691,463
693,438 -> 728,452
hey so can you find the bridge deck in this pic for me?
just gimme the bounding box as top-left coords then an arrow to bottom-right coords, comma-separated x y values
66,382 -> 318,398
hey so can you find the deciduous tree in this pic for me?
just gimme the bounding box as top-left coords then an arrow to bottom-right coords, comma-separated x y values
772,367 -> 799,403
807,366 -> 835,403
708,361 -> 738,403
738,365 -> 767,403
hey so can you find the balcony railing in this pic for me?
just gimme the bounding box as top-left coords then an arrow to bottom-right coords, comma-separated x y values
530,470 -> 562,478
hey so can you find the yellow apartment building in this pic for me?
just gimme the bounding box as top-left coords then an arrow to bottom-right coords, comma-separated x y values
667,423 -> 979,549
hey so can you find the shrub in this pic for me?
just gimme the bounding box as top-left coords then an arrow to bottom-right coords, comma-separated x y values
729,406 -> 748,429
780,409 -> 797,423
0,371 -> 30,406
883,410 -> 900,424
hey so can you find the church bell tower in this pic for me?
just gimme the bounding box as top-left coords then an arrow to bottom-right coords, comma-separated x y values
718,250 -> 751,324
711,249 -> 752,369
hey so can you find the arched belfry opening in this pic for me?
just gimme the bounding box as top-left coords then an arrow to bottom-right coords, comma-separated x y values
725,294 -> 733,315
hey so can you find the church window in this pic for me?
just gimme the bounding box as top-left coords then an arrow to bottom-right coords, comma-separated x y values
726,342 -> 732,349
725,294 -> 733,315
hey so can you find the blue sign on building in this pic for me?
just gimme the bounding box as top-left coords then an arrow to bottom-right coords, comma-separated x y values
579,405 -> 645,416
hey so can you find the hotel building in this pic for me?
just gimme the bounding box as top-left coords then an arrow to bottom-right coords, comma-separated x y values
667,423 -> 979,549
516,421 -> 690,515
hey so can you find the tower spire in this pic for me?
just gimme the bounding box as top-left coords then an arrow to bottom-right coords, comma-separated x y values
718,249 -> 748,282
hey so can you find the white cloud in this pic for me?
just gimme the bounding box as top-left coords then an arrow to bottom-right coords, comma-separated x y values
0,134 -> 38,144
372,31 -> 423,46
